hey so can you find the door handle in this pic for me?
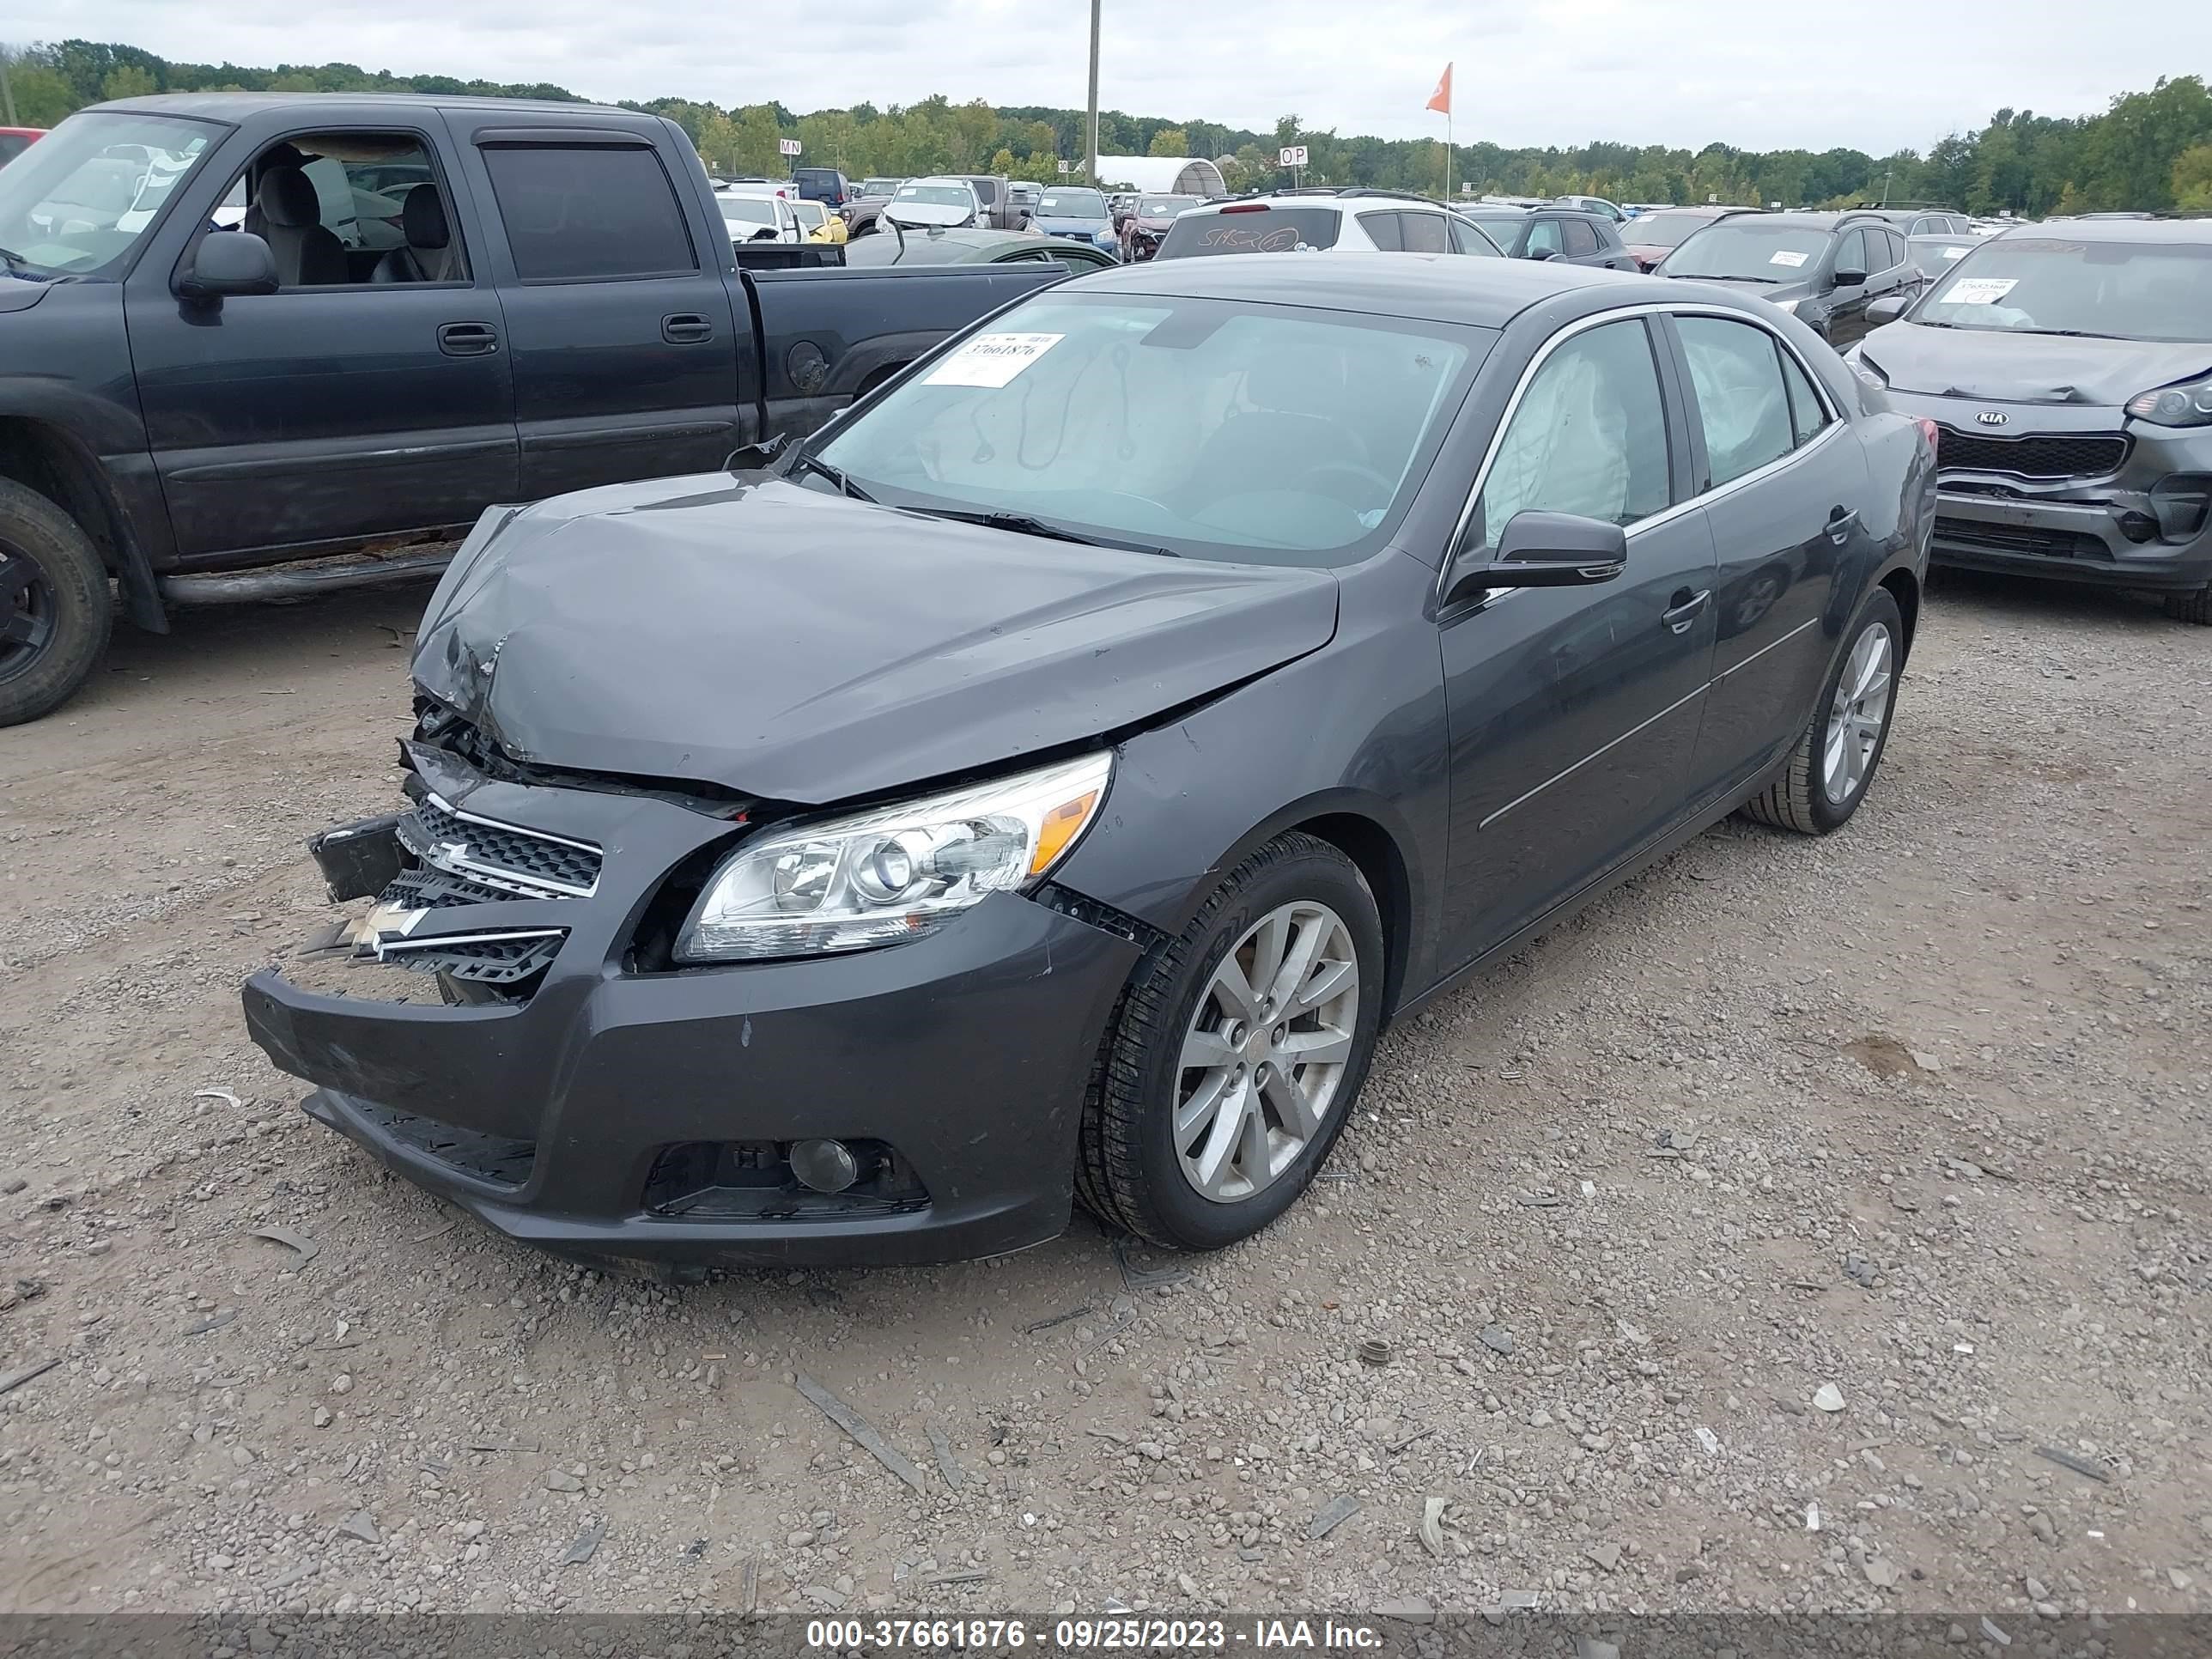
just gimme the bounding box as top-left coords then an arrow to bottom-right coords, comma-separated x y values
663,313 -> 714,344
437,321 -> 498,357
1662,588 -> 1711,634
1826,506 -> 1860,544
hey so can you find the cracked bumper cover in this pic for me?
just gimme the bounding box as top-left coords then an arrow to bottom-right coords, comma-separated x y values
241,775 -> 1141,1268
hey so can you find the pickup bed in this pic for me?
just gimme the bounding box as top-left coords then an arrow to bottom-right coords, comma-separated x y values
0,94 -> 1073,724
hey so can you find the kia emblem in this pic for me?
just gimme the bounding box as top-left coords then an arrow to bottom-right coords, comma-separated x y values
1975,410 -> 2008,426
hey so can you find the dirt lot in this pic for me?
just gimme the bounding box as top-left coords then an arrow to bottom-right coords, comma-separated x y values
0,571 -> 2206,1622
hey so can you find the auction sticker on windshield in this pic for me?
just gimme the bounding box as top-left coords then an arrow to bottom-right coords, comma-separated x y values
1943,246 -> 1969,259
1945,276 -> 2020,306
924,333 -> 1066,388
1769,250 -> 1809,267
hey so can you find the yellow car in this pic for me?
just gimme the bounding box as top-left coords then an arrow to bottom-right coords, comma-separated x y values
790,198 -> 848,245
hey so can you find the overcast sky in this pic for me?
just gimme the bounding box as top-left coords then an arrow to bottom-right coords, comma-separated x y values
15,0 -> 2210,155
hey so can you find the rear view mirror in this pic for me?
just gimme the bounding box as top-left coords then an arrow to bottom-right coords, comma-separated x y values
179,231 -> 278,299
1866,294 -> 1911,326
1832,266 -> 1868,287
1443,512 -> 1627,608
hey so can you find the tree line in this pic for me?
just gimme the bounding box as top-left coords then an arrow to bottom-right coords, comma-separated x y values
4,38 -> 2209,215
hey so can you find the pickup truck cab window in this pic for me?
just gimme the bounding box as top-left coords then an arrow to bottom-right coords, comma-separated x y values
218,131 -> 470,288
481,143 -> 698,281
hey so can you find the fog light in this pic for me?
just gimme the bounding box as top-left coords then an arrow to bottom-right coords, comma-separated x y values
789,1138 -> 860,1194
2118,511 -> 2160,544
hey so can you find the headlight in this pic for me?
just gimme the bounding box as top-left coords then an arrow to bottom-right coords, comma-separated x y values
1844,347 -> 1888,390
677,752 -> 1113,962
2126,376 -> 2212,428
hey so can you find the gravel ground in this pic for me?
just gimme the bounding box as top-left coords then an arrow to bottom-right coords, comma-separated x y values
0,569 -> 2205,1621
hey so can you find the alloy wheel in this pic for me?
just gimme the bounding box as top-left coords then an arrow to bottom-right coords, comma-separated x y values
1822,622 -> 1893,805
0,547 -> 57,683
1174,901 -> 1359,1204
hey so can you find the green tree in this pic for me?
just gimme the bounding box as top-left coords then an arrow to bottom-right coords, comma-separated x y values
100,63 -> 158,100
1146,126 -> 1189,157
2175,143 -> 2212,210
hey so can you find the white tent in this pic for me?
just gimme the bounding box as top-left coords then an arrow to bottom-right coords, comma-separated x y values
1094,156 -> 1227,198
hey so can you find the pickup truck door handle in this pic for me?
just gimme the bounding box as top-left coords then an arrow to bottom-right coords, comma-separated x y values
1662,588 -> 1711,634
437,321 -> 499,357
1826,506 -> 1860,544
662,313 -> 714,344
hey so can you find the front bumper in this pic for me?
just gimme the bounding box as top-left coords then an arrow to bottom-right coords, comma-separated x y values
241,752 -> 1141,1269
1882,392 -> 2212,592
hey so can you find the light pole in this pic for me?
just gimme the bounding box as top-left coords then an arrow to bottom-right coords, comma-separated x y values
1085,0 -> 1101,186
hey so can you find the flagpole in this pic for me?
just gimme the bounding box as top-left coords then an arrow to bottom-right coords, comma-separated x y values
1446,109 -> 1453,204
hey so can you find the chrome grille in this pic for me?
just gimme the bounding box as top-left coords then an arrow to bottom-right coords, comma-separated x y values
398,794 -> 601,897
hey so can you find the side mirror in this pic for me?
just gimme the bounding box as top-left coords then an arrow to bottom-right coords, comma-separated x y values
1443,512 -> 1628,608
1865,293 -> 1911,326
1832,266 -> 1868,288
178,231 -> 278,300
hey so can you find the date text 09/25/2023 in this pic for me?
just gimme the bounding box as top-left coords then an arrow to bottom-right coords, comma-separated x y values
802,1619 -> 1388,1650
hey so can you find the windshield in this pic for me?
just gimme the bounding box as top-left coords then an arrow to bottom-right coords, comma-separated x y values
1038,189 -> 1106,217
790,200 -> 827,228
895,185 -> 975,207
1139,197 -> 1202,217
1660,220 -> 1829,282
1915,238 -> 2212,341
813,293 -> 1486,567
1626,210 -> 1723,250
0,111 -> 216,280
860,179 -> 902,197
717,197 -> 778,226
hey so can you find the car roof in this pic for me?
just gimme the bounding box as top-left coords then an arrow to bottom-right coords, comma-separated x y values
1069,249 -> 1656,326
1990,216 -> 2212,243
98,91 -> 644,120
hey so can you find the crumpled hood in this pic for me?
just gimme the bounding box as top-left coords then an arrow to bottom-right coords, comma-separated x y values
1860,320 -> 2212,406
413,476 -> 1340,805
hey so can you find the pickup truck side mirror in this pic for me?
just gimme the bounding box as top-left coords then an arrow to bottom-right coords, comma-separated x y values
1832,266 -> 1868,288
1865,293 -> 1911,326
179,231 -> 279,300
1442,511 -> 1628,610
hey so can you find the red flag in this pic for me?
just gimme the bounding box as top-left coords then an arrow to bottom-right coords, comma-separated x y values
1426,64 -> 1452,116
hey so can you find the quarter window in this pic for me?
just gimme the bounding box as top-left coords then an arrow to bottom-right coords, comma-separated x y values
1358,210 -> 1403,251
1561,218 -> 1599,257
1471,319 -> 1673,544
481,143 -> 698,281
1399,211 -> 1449,254
1448,216 -> 1497,256
1779,346 -> 1831,445
1676,315 -> 1799,487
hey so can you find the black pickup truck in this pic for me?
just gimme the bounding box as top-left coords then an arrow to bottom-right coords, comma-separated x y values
0,94 -> 1071,724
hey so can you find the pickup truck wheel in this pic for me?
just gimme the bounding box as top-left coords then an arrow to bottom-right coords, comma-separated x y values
0,479 -> 112,727
1074,833 -> 1382,1251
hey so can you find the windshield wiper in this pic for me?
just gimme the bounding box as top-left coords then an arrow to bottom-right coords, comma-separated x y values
2014,328 -> 2126,340
787,453 -> 876,502
0,246 -> 40,276
907,507 -> 1176,557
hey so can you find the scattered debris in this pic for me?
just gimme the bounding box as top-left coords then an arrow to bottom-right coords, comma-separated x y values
1585,1540 -> 1621,1572
794,1373 -> 928,1496
926,1423 -> 965,1491
0,1358 -> 60,1397
1084,1425 -> 1129,1445
1110,1237 -> 1190,1291
193,1088 -> 244,1109
1579,1180 -> 1596,1197
1979,1617 -> 2011,1647
561,1519 -> 605,1565
1372,1596 -> 1433,1625
247,1225 -> 320,1266
1909,1049 -> 1944,1073
2034,1445 -> 2112,1483
1021,1304 -> 1094,1335
1843,1253 -> 1877,1288
337,1510 -> 381,1545
544,1470 -> 583,1493
1573,1638 -> 1620,1659
1478,1324 -> 1515,1356
1514,1192 -> 1561,1206
1308,1495 -> 1360,1540
1806,1503 -> 1820,1532
412,1218 -> 459,1243
1387,1424 -> 1436,1455
185,1310 -> 237,1336
1356,1337 -> 1393,1367
467,1440 -> 540,1454
931,1568 -> 990,1585
1694,1425 -> 1721,1456
1863,1554 -> 1901,1588
1812,1383 -> 1847,1413
1419,1497 -> 1446,1557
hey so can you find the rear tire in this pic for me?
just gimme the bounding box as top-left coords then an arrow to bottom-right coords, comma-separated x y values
1075,833 -> 1383,1251
0,479 -> 112,728
2162,585 -> 2212,625
1741,587 -> 1903,836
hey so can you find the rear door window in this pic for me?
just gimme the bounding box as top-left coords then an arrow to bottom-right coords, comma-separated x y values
1399,211 -> 1449,253
1525,217 -> 1564,257
1561,218 -> 1599,257
1157,205 -> 1341,257
482,143 -> 699,281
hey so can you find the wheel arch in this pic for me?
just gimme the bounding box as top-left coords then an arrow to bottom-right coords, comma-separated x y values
0,416 -> 165,633
1880,565 -> 1920,666
1285,811 -> 1414,1025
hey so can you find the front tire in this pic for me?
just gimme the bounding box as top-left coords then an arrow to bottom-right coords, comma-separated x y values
0,479 -> 112,728
1741,587 -> 1903,836
1075,833 -> 1383,1251
2163,585 -> 2212,625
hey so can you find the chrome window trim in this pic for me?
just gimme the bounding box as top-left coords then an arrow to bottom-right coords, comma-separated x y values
1711,616 -> 1818,683
1437,301 -> 1844,611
